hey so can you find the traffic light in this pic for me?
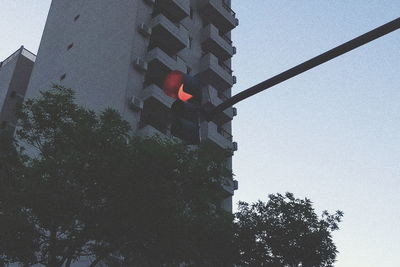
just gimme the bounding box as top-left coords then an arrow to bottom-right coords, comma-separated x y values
163,70 -> 202,144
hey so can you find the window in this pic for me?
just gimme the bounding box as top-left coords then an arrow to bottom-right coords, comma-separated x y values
188,36 -> 193,48
60,73 -> 66,81
186,66 -> 191,74
74,14 -> 80,21
190,8 -> 194,19
67,43 -> 74,50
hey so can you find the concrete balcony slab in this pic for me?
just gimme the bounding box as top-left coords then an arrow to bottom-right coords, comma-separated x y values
200,0 -> 239,34
145,48 -> 186,87
199,53 -> 234,90
202,85 -> 233,124
201,24 -> 234,60
200,121 -> 233,150
140,84 -> 175,109
156,0 -> 190,22
150,14 -> 188,55
135,124 -> 167,138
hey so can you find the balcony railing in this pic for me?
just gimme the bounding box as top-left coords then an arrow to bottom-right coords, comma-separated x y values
199,53 -> 234,90
154,0 -> 190,23
200,0 -> 238,34
145,48 -> 186,87
150,14 -> 188,55
201,121 -> 233,150
140,84 -> 174,108
219,62 -> 233,75
222,2 -> 236,17
201,23 -> 234,61
218,127 -> 233,141
221,34 -> 233,45
136,123 -> 168,138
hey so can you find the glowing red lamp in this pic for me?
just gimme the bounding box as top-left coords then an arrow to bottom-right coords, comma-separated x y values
163,70 -> 193,102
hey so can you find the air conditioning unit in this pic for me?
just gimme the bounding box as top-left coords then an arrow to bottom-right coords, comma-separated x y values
138,23 -> 152,37
233,180 -> 239,190
232,107 -> 237,117
232,46 -> 237,55
143,0 -> 155,6
133,58 -> 148,72
232,141 -> 238,151
232,76 -> 237,84
129,96 -> 143,111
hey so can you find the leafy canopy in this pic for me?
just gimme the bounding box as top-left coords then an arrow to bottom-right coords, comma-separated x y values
235,192 -> 343,267
0,85 -> 343,267
0,85 -> 235,267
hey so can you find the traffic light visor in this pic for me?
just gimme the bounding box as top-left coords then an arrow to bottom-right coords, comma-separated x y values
178,84 -> 193,102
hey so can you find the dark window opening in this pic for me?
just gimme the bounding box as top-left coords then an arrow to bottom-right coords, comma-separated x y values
74,14 -> 80,21
67,43 -> 74,50
60,73 -> 66,81
189,36 -> 193,48
190,8 -> 194,19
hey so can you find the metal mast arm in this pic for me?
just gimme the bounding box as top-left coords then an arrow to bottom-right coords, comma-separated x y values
206,17 -> 400,121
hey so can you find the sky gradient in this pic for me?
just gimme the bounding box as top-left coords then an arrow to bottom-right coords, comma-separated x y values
1,1 -> 399,266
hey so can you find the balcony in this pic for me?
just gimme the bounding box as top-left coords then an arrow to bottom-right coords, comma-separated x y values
155,0 -> 190,23
140,84 -> 175,109
221,178 -> 236,197
201,24 -> 235,61
135,124 -> 167,138
139,84 -> 175,134
202,85 -> 234,124
200,121 -> 234,150
199,53 -> 234,90
145,48 -> 186,87
199,0 -> 239,34
149,14 -> 188,55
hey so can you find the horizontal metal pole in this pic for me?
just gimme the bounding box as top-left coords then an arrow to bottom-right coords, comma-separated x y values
206,17 -> 400,121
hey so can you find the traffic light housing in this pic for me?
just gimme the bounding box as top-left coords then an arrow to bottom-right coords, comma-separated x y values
163,71 -> 202,144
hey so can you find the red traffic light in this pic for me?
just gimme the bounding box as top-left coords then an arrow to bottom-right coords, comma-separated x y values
163,70 -> 193,102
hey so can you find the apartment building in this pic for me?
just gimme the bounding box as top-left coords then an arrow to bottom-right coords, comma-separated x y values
25,0 -> 238,211
0,46 -> 36,134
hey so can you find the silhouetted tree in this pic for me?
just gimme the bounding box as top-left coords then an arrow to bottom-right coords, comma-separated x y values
0,86 -> 235,267
235,192 -> 343,267
0,131 -> 39,266
1,86 -> 343,267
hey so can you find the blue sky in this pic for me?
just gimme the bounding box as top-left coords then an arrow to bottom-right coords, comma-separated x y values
1,1 -> 399,266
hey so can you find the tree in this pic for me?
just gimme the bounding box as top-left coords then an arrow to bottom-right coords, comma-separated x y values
235,192 -> 343,267
1,85 -> 344,267
0,132 -> 39,266
0,85 -> 235,267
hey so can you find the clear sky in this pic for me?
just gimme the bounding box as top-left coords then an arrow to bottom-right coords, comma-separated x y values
1,1 -> 399,266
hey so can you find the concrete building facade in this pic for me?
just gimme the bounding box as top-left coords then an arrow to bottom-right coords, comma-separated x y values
26,0 -> 238,210
0,46 -> 36,134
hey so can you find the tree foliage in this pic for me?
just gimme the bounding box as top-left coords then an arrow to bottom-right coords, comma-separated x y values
0,85 -> 235,267
235,192 -> 343,267
0,85 -> 343,267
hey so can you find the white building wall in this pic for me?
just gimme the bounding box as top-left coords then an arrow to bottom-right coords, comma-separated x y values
26,0 -> 147,126
25,0 -> 237,211
0,51 -> 20,111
